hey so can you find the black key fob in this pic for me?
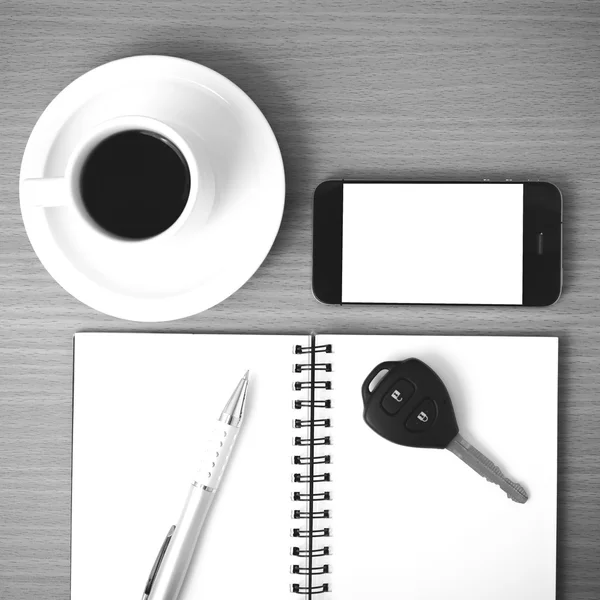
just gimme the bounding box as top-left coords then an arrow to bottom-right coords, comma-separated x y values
361,359 -> 459,449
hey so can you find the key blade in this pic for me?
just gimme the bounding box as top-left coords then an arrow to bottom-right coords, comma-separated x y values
447,434 -> 529,504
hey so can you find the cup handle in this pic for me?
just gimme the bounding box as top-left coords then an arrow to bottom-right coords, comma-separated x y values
21,177 -> 69,207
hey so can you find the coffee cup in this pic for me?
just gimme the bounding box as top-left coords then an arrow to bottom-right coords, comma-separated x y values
21,115 -> 214,244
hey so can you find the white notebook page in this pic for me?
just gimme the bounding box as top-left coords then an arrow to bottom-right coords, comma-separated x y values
71,333 -> 309,600
319,335 -> 558,600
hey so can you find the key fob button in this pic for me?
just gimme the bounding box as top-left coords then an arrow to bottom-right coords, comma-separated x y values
405,398 -> 437,432
381,379 -> 415,415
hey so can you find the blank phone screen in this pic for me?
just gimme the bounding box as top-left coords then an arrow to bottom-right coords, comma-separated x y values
341,183 -> 524,304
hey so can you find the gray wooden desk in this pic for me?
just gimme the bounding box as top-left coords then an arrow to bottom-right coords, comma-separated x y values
1,1 -> 599,598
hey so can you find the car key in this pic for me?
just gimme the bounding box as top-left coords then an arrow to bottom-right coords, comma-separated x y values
361,358 -> 528,504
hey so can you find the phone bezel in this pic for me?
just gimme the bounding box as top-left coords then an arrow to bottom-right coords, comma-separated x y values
312,180 -> 562,307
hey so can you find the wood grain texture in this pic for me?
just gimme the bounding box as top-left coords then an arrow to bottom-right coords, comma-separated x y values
1,0 -> 599,597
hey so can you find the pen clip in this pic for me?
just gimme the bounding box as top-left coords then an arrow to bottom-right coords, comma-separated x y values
141,525 -> 176,600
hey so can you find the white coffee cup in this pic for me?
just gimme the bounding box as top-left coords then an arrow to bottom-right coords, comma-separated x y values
20,115 -> 215,245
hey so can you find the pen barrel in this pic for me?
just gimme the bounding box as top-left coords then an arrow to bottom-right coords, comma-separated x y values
147,423 -> 241,600
194,422 -> 240,490
148,484 -> 215,600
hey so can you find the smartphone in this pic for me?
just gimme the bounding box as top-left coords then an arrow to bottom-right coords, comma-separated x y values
313,180 -> 562,306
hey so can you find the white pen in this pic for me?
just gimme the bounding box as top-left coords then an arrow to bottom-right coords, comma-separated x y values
141,371 -> 250,600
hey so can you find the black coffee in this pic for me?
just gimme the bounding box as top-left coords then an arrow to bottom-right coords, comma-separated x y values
80,130 -> 191,240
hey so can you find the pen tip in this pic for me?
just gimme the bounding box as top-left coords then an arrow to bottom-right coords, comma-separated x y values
219,371 -> 249,425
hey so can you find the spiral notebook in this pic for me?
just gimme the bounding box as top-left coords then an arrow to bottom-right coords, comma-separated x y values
71,332 -> 558,600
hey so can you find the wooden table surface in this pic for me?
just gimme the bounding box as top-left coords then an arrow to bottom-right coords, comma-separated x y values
1,1 -> 599,598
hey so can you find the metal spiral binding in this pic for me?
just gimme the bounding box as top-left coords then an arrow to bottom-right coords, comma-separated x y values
294,344 -> 332,355
291,340 -> 332,597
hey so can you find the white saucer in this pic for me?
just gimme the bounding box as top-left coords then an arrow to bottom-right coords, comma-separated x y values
20,56 -> 285,322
